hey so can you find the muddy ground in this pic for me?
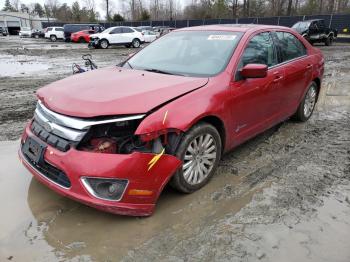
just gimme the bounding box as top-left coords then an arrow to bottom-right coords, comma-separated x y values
0,36 -> 349,262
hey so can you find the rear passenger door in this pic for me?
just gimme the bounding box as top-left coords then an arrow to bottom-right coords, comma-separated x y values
55,28 -> 64,39
274,31 -> 312,113
122,27 -> 136,43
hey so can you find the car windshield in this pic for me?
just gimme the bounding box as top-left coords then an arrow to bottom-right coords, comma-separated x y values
126,30 -> 242,77
292,22 -> 311,32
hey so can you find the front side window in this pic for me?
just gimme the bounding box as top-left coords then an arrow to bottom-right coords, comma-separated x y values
276,31 -> 307,62
126,30 -> 242,77
110,27 -> 122,34
240,32 -> 278,68
56,28 -> 63,31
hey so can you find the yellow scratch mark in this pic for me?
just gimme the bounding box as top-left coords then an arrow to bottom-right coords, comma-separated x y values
148,148 -> 165,171
162,110 -> 168,125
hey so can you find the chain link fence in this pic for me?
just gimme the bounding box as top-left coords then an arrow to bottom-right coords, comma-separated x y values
43,13 -> 350,34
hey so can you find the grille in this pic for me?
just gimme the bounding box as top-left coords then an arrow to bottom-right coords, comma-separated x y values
31,120 -> 71,152
22,147 -> 71,188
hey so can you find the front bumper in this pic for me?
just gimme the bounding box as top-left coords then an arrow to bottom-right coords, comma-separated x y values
19,123 -> 181,216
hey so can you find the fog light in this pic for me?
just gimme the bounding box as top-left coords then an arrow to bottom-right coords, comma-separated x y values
81,177 -> 128,201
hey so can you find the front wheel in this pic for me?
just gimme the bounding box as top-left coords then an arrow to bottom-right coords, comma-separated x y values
99,39 -> 109,49
170,123 -> 222,193
132,38 -> 141,48
293,82 -> 318,122
50,35 -> 57,42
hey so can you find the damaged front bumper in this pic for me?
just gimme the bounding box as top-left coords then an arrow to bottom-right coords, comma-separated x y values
19,124 -> 182,216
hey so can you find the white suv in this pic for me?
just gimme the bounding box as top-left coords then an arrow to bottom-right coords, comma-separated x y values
45,27 -> 64,42
89,26 -> 145,49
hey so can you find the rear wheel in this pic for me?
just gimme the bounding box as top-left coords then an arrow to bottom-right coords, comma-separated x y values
50,35 -> 57,42
79,37 -> 86,43
132,38 -> 141,48
99,39 -> 109,49
293,82 -> 318,122
170,123 -> 222,193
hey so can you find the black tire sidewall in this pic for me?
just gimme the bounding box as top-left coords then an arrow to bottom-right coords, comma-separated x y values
171,123 -> 222,193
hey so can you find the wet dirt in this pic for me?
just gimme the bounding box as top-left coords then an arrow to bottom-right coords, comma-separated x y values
0,37 -> 349,261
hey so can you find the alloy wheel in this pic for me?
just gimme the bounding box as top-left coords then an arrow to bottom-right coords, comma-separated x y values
304,85 -> 317,118
182,134 -> 217,185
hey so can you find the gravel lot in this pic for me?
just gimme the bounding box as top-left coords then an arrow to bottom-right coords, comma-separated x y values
0,36 -> 349,262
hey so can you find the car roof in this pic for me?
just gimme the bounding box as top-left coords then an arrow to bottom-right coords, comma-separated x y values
177,24 -> 291,33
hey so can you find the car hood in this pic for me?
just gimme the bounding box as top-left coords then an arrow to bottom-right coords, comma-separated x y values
90,33 -> 101,38
37,67 -> 209,118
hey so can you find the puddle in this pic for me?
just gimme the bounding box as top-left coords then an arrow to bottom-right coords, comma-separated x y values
0,55 -> 49,77
0,140 -> 254,261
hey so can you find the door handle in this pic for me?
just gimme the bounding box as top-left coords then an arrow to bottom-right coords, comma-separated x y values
273,75 -> 283,83
306,64 -> 313,69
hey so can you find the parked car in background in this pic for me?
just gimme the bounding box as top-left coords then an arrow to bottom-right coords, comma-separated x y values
153,26 -> 175,37
19,27 -> 32,37
19,25 -> 324,216
63,24 -> 104,42
292,19 -> 337,45
137,26 -> 154,32
71,30 -> 95,43
142,30 -> 158,42
0,27 -> 8,36
45,27 -> 64,42
31,29 -> 45,39
89,26 -> 144,49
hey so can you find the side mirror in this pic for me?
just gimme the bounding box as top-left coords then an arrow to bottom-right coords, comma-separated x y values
240,64 -> 268,79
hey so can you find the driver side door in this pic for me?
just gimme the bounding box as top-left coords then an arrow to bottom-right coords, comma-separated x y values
229,31 -> 284,146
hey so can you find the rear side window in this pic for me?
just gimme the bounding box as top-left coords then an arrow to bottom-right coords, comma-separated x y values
56,28 -> 63,31
276,31 -> 307,62
240,32 -> 278,68
122,27 -> 134,33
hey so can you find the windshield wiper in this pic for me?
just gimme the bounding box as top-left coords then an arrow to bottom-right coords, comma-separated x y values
143,68 -> 184,76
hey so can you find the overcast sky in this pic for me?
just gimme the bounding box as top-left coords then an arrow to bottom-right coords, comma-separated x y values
0,0 -> 190,18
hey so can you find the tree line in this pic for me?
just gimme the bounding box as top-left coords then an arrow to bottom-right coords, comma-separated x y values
2,0 -> 350,23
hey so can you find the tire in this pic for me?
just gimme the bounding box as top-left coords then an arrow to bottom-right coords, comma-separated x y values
132,38 -> 141,48
79,37 -> 86,43
170,123 -> 222,193
50,35 -> 57,42
99,39 -> 109,49
293,82 -> 318,122
325,35 -> 334,46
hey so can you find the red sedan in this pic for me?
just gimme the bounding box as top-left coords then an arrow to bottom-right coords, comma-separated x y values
71,29 -> 95,43
19,25 -> 324,216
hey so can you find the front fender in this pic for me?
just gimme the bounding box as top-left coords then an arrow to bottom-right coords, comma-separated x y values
135,83 -> 231,148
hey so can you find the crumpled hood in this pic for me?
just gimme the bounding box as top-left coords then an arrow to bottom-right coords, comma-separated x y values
37,67 -> 209,118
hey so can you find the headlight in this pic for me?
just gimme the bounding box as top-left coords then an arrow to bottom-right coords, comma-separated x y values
81,177 -> 128,201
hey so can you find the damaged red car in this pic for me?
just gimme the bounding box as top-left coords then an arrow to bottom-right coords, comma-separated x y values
19,25 -> 324,216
